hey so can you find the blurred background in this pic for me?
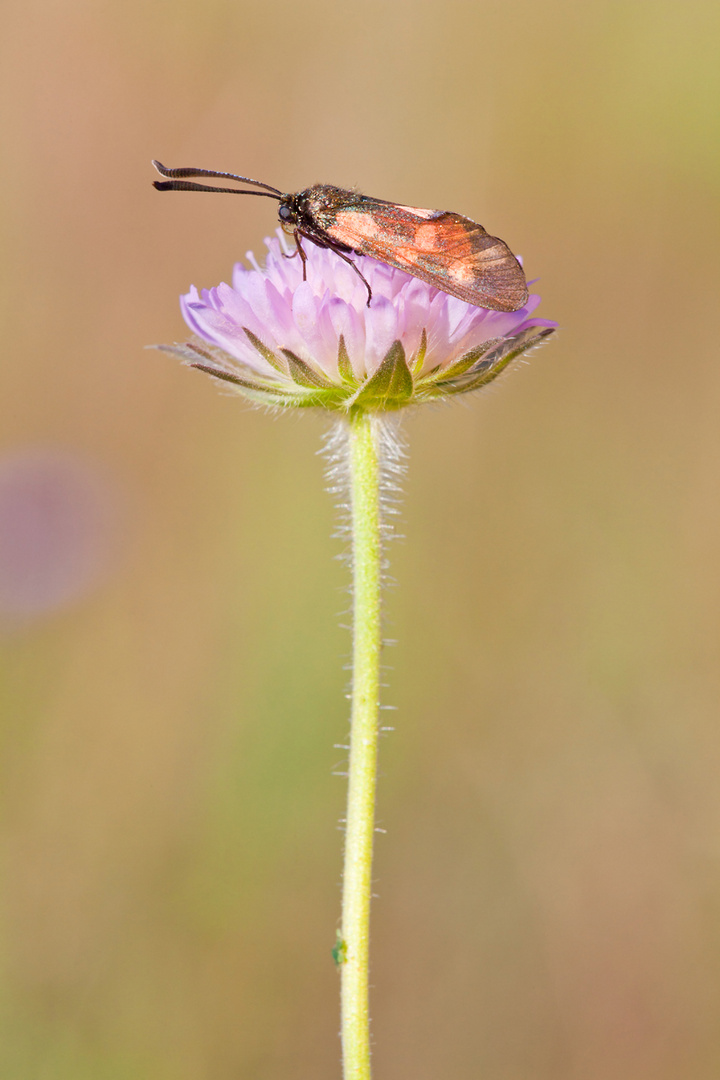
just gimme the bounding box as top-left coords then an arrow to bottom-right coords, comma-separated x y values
1,0 -> 719,1077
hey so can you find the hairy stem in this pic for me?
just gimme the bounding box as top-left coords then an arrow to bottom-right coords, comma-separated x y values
341,409 -> 383,1080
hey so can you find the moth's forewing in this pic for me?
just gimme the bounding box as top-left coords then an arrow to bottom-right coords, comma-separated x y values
306,190 -> 529,313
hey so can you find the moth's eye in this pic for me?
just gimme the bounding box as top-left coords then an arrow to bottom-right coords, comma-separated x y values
278,205 -> 293,222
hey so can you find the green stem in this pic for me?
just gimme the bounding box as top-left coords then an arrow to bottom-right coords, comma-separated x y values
341,409 -> 383,1080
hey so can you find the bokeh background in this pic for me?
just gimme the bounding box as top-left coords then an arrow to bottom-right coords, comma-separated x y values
1,0 -> 719,1077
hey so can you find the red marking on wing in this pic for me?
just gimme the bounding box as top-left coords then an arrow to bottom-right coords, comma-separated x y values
327,204 -> 528,312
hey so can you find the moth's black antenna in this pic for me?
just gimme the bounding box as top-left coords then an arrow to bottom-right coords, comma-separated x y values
152,161 -> 283,200
153,180 -> 282,199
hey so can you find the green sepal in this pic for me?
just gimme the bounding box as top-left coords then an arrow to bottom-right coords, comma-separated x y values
155,342 -> 351,410
153,343 -> 287,393
409,328 -> 427,376
276,388 -> 349,409
281,349 -> 335,388
427,337 -> 503,383
431,327 -> 555,397
242,327 -> 287,373
349,340 -> 413,410
426,364 -> 503,397
189,361 -> 284,392
337,335 -> 357,386
186,362 -> 324,406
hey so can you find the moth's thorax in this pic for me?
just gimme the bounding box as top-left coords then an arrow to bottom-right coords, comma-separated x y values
299,186 -> 360,227
278,185 -> 364,235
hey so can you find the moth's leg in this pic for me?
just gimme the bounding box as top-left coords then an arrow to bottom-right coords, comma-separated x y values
325,244 -> 373,306
281,231 -> 309,278
289,230 -> 309,280
282,230 -> 302,261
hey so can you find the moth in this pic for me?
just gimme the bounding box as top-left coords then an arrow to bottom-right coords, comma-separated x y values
152,161 -> 529,313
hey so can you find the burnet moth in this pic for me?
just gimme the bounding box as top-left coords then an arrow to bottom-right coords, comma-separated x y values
152,161 -> 529,313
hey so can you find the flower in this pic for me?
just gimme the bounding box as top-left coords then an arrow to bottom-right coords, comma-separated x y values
158,231 -> 556,411
0,449 -> 115,623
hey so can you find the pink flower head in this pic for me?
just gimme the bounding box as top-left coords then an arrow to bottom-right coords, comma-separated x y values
159,231 -> 556,411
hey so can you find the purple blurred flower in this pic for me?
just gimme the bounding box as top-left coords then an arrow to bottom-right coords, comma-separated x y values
0,449 -> 116,626
158,231 -> 555,410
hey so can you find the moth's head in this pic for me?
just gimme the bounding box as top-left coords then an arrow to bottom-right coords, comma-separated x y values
278,193 -> 300,230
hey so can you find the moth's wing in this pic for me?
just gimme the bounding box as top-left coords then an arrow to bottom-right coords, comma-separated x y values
327,202 -> 529,313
